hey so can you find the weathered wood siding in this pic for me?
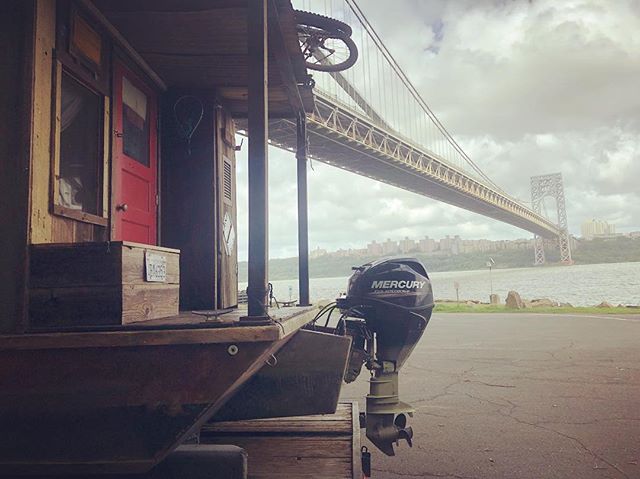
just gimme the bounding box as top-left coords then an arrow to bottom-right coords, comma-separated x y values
29,0 -> 55,243
29,0 -> 106,245
29,241 -> 179,327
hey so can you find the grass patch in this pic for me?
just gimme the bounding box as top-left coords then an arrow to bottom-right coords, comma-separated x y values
434,302 -> 640,315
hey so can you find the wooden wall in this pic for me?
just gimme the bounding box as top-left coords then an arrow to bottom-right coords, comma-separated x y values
161,92 -> 239,311
29,0 -> 106,245
161,91 -> 218,311
0,1 -> 34,333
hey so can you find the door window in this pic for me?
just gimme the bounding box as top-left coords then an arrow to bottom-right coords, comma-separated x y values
122,76 -> 150,166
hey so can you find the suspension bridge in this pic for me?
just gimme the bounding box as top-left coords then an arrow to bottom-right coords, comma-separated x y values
265,0 -> 571,252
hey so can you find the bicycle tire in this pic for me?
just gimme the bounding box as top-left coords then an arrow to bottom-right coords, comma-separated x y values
302,32 -> 358,72
294,10 -> 353,37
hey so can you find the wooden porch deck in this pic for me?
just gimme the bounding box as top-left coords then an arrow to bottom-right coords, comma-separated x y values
4,305 -> 321,349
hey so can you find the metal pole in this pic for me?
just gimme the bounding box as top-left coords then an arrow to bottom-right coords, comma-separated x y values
246,0 -> 269,319
296,114 -> 311,306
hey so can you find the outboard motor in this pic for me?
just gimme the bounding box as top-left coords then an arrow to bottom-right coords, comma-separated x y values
337,257 -> 434,456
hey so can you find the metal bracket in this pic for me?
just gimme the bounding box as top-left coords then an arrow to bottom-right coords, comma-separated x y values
221,127 -> 243,151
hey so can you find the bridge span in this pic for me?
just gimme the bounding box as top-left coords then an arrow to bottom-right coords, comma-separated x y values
268,92 -> 560,239
264,0 -> 565,241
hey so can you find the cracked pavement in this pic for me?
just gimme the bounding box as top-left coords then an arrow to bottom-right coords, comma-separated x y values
341,313 -> 640,479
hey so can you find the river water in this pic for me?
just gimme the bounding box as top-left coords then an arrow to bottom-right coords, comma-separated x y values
241,261 -> 640,307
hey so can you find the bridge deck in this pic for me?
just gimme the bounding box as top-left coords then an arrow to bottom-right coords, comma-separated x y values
265,94 -> 559,239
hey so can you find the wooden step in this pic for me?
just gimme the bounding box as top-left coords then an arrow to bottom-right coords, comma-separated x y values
201,402 -> 361,479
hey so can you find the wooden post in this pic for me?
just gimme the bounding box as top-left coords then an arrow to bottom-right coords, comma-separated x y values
246,0 -> 269,319
296,114 -> 311,306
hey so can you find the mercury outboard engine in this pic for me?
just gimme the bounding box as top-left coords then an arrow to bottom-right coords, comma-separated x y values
337,257 -> 434,456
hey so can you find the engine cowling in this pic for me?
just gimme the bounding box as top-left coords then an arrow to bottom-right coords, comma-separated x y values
338,257 -> 434,369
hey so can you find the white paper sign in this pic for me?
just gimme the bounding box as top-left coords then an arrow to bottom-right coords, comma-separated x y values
145,251 -> 167,282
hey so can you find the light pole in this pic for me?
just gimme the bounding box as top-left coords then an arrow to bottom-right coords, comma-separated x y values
486,257 -> 495,297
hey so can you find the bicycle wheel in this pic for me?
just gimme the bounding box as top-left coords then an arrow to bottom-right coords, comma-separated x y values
296,12 -> 358,72
298,28 -> 358,72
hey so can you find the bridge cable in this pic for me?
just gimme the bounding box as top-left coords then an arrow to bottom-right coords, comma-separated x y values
344,0 -> 504,192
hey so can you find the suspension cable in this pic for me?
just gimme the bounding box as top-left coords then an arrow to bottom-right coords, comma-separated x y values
343,0 -> 503,192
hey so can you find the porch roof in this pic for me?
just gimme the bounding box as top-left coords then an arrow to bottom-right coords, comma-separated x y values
91,0 -> 314,117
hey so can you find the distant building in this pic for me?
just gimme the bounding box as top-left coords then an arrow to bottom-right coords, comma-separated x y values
581,219 -> 616,239
398,236 -> 416,253
451,235 -> 462,255
418,236 -> 436,254
382,238 -> 398,255
439,235 -> 462,255
342,234 -> 539,259
367,240 -> 383,256
438,235 -> 452,253
309,246 -> 327,259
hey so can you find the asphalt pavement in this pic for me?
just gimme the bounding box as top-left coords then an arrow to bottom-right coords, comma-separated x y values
341,312 -> 640,479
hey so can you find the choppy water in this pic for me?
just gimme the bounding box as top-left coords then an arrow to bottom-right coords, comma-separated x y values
241,262 -> 640,307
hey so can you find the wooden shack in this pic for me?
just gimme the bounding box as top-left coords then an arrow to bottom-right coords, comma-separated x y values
0,0 -> 357,476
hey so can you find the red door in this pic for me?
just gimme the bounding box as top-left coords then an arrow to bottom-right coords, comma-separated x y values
113,63 -> 158,245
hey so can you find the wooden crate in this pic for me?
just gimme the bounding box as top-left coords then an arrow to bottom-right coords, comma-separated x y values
29,241 -> 179,328
200,402 -> 362,479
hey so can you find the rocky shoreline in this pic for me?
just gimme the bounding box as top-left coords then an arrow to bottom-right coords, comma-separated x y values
437,291 -> 640,310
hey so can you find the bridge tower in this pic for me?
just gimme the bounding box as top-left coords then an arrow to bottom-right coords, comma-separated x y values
530,173 -> 572,265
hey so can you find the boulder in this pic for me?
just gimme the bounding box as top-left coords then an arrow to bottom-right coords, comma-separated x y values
559,302 -> 573,308
528,298 -> 558,308
489,294 -> 500,305
595,301 -> 613,308
505,291 -> 524,309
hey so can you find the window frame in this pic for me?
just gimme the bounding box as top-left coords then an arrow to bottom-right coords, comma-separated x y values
50,60 -> 110,227
51,2 -> 110,227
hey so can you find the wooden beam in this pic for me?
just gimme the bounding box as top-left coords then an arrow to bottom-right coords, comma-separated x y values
245,0 -> 269,319
92,0 -> 246,14
0,325 -> 280,350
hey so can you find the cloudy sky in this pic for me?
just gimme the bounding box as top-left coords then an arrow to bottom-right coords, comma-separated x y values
236,0 -> 640,260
